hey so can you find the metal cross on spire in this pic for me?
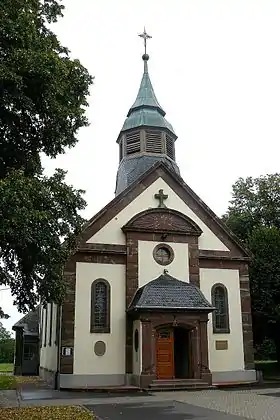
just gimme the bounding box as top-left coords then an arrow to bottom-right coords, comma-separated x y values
138,27 -> 152,55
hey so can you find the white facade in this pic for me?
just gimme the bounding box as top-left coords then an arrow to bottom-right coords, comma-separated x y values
200,268 -> 245,373
40,303 -> 58,372
74,262 -> 126,378
138,240 -> 189,285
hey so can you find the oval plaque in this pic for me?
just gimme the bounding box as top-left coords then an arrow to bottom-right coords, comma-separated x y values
94,340 -> 106,356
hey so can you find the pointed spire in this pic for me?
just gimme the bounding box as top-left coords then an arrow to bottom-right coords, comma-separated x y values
127,55 -> 165,117
127,29 -> 165,117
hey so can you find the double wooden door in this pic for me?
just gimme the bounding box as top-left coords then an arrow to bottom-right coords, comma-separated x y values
156,328 -> 174,379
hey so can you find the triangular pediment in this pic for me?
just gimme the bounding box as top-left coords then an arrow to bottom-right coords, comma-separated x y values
78,162 -> 250,258
122,208 -> 202,236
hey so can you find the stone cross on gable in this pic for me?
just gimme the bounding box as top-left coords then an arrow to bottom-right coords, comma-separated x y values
154,189 -> 168,208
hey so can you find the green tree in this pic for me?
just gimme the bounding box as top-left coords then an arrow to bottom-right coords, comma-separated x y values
223,174 -> 280,362
0,322 -> 11,341
0,0 -> 93,315
0,339 -> 15,364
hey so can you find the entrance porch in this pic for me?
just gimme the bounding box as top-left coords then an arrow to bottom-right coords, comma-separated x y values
127,273 -> 214,388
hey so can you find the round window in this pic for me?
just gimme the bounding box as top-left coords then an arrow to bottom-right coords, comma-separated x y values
153,244 -> 174,266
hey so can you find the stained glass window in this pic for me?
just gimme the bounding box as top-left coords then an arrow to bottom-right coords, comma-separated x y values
91,280 -> 110,333
212,284 -> 230,333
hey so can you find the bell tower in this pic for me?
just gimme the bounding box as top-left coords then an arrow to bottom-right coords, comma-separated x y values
115,29 -> 180,195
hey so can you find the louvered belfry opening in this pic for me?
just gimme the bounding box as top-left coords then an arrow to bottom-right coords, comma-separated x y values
146,129 -> 163,154
122,128 -> 176,160
119,140 -> 123,161
166,134 -> 175,160
126,131 -> 141,155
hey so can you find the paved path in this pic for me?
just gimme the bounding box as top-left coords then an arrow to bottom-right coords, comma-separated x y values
87,400 -> 249,420
0,390 -> 18,407
158,388 -> 280,420
4,385 -> 280,419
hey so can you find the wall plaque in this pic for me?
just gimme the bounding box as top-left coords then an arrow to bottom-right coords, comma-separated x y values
94,340 -> 106,356
215,340 -> 228,350
62,347 -> 73,356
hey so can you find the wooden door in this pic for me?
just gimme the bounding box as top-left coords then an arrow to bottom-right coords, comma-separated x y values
156,328 -> 174,379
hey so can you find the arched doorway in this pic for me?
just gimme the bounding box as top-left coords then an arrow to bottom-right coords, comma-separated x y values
156,326 -> 191,379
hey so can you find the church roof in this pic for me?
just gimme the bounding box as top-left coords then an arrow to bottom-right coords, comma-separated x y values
115,154 -> 180,195
12,306 -> 39,335
128,273 -> 214,312
120,55 -> 176,136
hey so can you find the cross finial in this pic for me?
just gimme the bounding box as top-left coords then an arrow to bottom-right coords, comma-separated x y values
154,189 -> 168,208
138,27 -> 152,55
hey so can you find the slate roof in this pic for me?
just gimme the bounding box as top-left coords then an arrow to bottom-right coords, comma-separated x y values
12,306 -> 39,335
128,273 -> 214,311
115,155 -> 180,195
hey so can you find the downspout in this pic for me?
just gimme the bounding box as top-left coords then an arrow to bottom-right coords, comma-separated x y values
55,305 -> 62,390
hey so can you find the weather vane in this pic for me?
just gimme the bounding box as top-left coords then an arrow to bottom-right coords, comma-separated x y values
138,27 -> 152,55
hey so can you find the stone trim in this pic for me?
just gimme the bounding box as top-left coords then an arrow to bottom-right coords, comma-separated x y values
136,312 -> 212,387
122,208 -> 202,236
240,273 -> 255,370
199,249 -> 250,261
153,243 -> 175,266
77,243 -> 126,254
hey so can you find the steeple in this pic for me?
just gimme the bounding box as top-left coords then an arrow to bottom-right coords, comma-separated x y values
115,29 -> 180,195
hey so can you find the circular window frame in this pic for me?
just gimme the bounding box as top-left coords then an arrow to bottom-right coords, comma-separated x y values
153,243 -> 174,266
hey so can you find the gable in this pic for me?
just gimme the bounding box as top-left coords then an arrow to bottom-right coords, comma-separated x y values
79,162 -> 249,257
86,177 -> 230,252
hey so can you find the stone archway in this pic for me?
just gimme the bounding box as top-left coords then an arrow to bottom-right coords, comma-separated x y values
138,314 -> 212,388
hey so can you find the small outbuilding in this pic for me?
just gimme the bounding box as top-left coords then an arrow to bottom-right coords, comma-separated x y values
13,307 -> 40,376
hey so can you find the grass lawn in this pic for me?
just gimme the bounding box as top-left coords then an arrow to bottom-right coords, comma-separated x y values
255,360 -> 280,379
0,364 -> 13,373
0,375 -> 44,390
0,406 -> 93,419
0,375 -> 16,390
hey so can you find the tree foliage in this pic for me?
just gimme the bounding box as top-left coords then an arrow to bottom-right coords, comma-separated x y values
223,174 -> 280,360
0,323 -> 11,341
0,323 -> 14,364
0,0 -> 93,315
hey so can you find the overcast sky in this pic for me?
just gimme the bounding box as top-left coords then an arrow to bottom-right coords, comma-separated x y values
3,0 -> 280,332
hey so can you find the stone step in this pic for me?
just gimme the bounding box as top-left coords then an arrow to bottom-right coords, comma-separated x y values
148,379 -> 215,392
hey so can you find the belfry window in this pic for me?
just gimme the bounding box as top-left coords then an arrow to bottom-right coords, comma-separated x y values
166,134 -> 175,159
90,279 -> 110,333
146,129 -> 162,153
211,284 -> 230,333
126,131 -> 141,155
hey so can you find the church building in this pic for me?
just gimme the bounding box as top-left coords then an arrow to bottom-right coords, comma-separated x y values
17,31 -> 256,389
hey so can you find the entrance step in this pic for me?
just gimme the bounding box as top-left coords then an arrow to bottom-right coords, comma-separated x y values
148,379 -> 216,392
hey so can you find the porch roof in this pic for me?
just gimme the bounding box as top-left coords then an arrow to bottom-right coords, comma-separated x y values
128,273 -> 214,312
12,306 -> 39,335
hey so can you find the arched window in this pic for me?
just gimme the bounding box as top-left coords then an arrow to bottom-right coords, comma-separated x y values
90,279 -> 110,333
211,284 -> 230,333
